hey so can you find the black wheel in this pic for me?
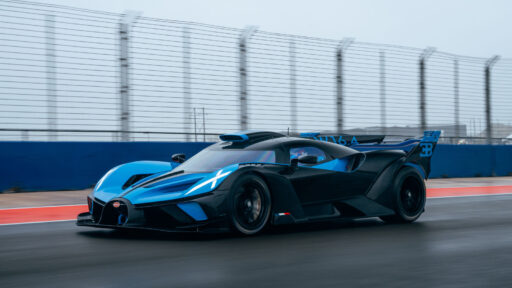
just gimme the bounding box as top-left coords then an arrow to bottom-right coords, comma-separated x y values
228,174 -> 271,235
380,167 -> 426,223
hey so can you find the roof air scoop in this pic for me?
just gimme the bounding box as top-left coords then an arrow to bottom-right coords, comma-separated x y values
219,134 -> 249,142
219,131 -> 284,143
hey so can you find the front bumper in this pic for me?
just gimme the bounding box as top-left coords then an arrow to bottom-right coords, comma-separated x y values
76,212 -> 224,232
77,191 -> 230,233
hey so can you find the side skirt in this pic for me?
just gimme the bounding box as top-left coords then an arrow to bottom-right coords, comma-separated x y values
272,196 -> 395,225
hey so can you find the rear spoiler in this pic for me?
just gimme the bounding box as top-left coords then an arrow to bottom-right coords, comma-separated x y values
300,132 -> 385,146
300,131 -> 440,153
302,131 -> 441,178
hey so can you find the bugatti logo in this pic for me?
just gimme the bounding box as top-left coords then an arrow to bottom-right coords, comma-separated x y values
419,143 -> 433,157
112,201 -> 121,208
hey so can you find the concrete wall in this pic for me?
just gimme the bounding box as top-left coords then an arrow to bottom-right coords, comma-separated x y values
0,142 -> 510,191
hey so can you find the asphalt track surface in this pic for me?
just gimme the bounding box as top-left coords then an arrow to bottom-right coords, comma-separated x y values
2,194 -> 512,288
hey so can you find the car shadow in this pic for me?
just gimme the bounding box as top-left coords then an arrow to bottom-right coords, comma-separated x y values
77,228 -> 232,241
77,217 -> 428,242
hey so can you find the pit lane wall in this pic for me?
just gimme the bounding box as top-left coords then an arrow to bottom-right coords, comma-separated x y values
0,142 -> 511,191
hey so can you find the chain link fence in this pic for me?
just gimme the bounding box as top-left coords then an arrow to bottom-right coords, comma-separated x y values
1,0 -> 511,143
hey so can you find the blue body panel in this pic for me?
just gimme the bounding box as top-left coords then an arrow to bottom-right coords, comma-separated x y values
93,161 -> 175,203
92,162 -> 239,220
177,202 -> 208,221
121,173 -> 210,204
93,162 -> 238,205
88,156 -> 239,220
312,158 -> 349,172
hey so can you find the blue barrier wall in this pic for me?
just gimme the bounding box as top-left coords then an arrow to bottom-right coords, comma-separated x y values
0,142 -> 212,191
0,142 -> 510,191
430,144 -> 512,178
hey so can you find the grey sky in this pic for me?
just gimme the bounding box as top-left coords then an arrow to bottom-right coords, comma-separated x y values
36,0 -> 511,58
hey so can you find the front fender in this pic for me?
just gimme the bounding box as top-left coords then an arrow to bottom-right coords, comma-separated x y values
215,164 -> 307,221
93,161 -> 175,202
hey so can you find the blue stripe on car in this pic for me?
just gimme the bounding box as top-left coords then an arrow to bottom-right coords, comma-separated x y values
177,202 -> 208,221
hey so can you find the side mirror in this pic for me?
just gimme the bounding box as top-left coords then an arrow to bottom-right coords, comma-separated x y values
172,153 -> 186,163
298,155 -> 318,164
291,158 -> 299,168
291,155 -> 318,169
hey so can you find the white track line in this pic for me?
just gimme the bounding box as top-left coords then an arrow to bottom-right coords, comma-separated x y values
0,204 -> 86,211
428,192 -> 512,199
0,219 -> 75,226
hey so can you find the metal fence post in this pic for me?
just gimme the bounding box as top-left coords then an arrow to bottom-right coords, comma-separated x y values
454,59 -> 460,142
290,39 -> 297,132
419,47 -> 435,133
193,108 -> 197,141
239,26 -> 258,131
485,55 -> 500,144
183,26 -> 191,141
119,11 -> 141,142
202,107 -> 206,142
336,38 -> 354,133
46,14 -> 56,141
379,50 -> 386,135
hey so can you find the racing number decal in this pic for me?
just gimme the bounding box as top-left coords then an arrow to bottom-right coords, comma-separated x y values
419,142 -> 433,157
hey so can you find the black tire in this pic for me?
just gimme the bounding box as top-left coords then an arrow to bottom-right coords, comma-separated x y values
228,174 -> 271,235
379,167 -> 426,223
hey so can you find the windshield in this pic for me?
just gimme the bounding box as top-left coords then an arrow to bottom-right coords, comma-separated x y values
173,149 -> 276,172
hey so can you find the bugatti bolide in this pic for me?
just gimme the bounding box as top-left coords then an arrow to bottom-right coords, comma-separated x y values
77,130 -> 440,235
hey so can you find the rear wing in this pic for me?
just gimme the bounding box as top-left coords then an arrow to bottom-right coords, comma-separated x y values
299,132 -> 385,146
301,131 -> 441,178
300,131 -> 440,153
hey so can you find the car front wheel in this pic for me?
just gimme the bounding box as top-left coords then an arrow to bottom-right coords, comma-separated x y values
228,174 -> 271,235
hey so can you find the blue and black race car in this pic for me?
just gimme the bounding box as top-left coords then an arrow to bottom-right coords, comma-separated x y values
77,130 -> 440,235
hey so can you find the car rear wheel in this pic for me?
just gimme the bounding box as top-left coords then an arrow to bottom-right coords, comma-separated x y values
379,167 -> 426,223
228,174 -> 271,235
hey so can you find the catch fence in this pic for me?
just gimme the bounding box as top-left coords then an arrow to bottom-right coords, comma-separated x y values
1,0 -> 511,143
